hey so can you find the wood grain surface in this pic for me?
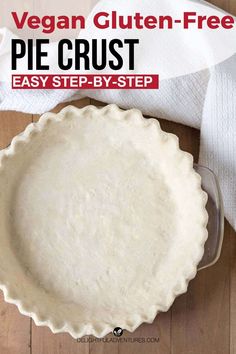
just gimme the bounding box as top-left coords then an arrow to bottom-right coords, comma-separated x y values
0,1 -> 235,353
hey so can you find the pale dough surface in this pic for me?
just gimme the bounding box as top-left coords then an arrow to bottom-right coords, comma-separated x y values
0,105 -> 208,337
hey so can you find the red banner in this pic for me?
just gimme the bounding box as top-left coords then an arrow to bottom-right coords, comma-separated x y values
12,74 -> 159,89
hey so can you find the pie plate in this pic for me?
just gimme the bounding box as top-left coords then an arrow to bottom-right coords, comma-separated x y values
0,104 -> 208,338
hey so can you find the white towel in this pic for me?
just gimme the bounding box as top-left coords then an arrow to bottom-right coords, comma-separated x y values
0,0 -> 235,230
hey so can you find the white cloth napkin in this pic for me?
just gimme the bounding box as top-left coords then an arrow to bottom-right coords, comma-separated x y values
0,1 -> 236,230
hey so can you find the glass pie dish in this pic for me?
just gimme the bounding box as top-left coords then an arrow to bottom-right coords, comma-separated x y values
194,164 -> 224,270
0,105 -> 220,337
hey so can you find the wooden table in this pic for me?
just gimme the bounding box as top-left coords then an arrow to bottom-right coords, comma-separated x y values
0,1 -> 236,353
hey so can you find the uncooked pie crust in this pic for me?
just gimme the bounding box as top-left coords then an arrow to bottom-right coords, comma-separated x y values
0,104 -> 208,338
